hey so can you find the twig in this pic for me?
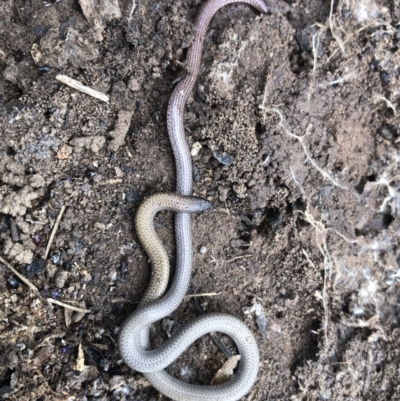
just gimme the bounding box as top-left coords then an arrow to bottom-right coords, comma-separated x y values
47,298 -> 91,313
184,292 -> 220,299
127,0 -> 137,21
312,33 -> 320,73
9,218 -> 20,242
98,178 -> 123,185
45,205 -> 66,259
125,147 -> 133,158
26,219 -> 46,225
0,255 -> 41,295
226,254 -> 254,263
56,75 -> 109,103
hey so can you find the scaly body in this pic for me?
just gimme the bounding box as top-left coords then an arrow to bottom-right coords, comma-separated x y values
118,1 -> 268,400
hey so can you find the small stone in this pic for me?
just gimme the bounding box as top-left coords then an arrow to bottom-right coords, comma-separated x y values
57,144 -> 73,160
212,149 -> 233,166
128,77 -> 140,92
10,294 -> 18,303
199,246 -> 207,254
54,269 -> 69,288
38,65 -> 51,74
85,169 -> 96,179
191,142 -> 202,156
7,276 -> 20,289
51,253 -> 62,265
192,165 -> 200,183
25,258 -> 46,277
379,71 -> 389,85
378,126 -> 393,141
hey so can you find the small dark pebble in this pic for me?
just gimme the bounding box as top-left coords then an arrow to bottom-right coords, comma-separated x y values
0,385 -> 14,399
32,235 -> 41,245
25,258 -> 46,277
40,288 -> 52,298
14,50 -> 26,63
97,120 -> 107,130
64,107 -> 70,130
34,333 -> 43,343
120,165 -> 133,173
60,346 -> 70,355
63,261 -> 73,271
7,276 -> 20,289
380,71 -> 389,84
120,259 -> 128,274
32,25 -> 50,39
378,126 -> 393,140
125,187 -> 140,204
85,169 -> 96,179
70,322 -> 84,337
50,289 -> 61,299
192,164 -> 200,183
369,58 -> 379,71
213,171 -> 221,181
111,302 -> 126,317
84,345 -> 106,368
212,149 -> 233,166
38,65 -> 51,74
25,166 -> 36,175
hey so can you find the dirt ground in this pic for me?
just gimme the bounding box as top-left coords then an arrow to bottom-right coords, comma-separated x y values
0,0 -> 400,399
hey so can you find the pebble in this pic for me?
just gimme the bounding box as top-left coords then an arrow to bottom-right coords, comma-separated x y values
191,142 -> 202,156
25,259 -> 46,277
51,253 -> 62,265
7,276 -> 20,289
212,149 -> 233,166
199,246 -> 207,254
192,165 -> 200,183
38,65 -> 51,74
379,71 -> 389,85
378,126 -> 393,141
56,144 -> 73,160
54,269 -> 69,288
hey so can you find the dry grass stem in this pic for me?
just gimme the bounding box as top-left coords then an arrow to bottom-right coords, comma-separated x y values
226,254 -> 254,263
56,75 -> 109,103
0,255 -> 41,295
47,298 -> 91,313
99,178 -> 123,185
45,205 -> 66,259
184,292 -> 220,299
